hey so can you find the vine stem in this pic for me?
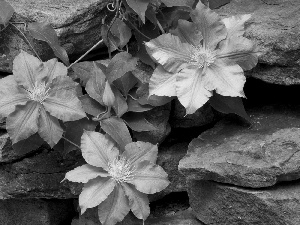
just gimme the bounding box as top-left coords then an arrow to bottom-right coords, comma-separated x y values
156,20 -> 165,34
124,18 -> 151,40
9,22 -> 42,61
62,136 -> 81,150
67,39 -> 104,69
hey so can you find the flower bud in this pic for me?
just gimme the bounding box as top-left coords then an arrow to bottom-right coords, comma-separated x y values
102,80 -> 115,106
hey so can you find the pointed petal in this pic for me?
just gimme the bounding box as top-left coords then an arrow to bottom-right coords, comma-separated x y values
43,58 -> 68,83
6,101 -> 40,144
122,183 -> 150,220
171,19 -> 203,46
191,2 -> 226,50
222,14 -> 251,38
79,177 -> 116,214
81,131 -> 119,170
13,50 -> 43,90
149,65 -> 177,97
128,161 -> 169,194
64,164 -> 110,183
48,75 -> 78,94
98,185 -> 130,225
207,59 -> 246,97
0,75 -> 28,117
38,107 -> 63,148
176,68 -> 213,114
123,141 -> 158,165
43,89 -> 86,122
217,36 -> 259,71
145,33 -> 194,73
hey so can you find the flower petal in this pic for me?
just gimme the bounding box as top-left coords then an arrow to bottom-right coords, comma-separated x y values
43,89 -> 86,122
222,14 -> 251,38
48,75 -> 78,94
123,141 -> 158,165
6,101 -> 40,144
0,75 -> 28,117
122,183 -> 150,220
206,59 -> 246,97
43,58 -> 68,83
145,33 -> 194,73
13,50 -> 43,90
79,177 -> 116,214
217,36 -> 259,71
149,65 -> 177,97
171,19 -> 203,46
128,161 -> 169,194
38,107 -> 63,148
98,184 -> 130,225
191,2 -> 226,50
176,67 -> 213,114
81,131 -> 119,170
64,164 -> 110,183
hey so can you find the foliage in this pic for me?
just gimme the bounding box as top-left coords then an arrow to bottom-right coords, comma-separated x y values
0,0 -> 260,224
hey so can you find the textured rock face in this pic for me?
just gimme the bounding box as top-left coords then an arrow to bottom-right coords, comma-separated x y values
0,199 -> 74,225
188,179 -> 300,225
0,0 -> 110,72
217,0 -> 300,85
179,105 -> 300,188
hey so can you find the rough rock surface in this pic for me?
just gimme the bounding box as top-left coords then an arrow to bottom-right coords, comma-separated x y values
179,104 -> 300,188
0,0 -> 110,72
217,0 -> 300,85
188,179 -> 300,225
0,198 -> 74,225
170,100 -> 215,128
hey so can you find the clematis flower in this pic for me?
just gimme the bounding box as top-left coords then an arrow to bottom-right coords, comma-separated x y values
64,131 -> 169,225
145,2 -> 259,114
0,51 -> 86,147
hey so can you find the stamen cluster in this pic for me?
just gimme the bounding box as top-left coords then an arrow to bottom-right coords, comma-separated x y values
25,81 -> 51,103
190,46 -> 216,68
107,156 -> 136,183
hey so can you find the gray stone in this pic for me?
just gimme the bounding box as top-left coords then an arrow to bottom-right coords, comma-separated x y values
179,104 -> 300,188
0,0 -> 110,72
0,198 -> 74,225
188,179 -> 300,225
217,0 -> 300,85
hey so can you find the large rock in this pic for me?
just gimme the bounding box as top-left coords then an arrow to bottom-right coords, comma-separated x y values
217,0 -> 300,85
179,104 -> 300,188
188,179 -> 300,225
0,198 -> 74,225
0,0 -> 110,72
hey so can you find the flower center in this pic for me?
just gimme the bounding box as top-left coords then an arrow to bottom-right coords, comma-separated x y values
108,156 -> 136,183
26,81 -> 51,103
190,46 -> 216,68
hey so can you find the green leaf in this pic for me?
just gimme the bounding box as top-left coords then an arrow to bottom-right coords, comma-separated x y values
79,95 -> 106,117
161,0 -> 195,7
38,107 -> 63,148
122,112 -> 157,132
12,133 -> 44,155
98,185 -> 130,225
69,61 -> 94,87
0,0 -> 14,26
28,22 -> 69,66
64,118 -> 98,155
122,183 -> 150,220
204,0 -> 231,9
127,95 -> 153,112
209,92 -> 251,123
110,18 -> 132,48
113,72 -> 138,97
6,101 -> 40,144
111,86 -> 128,118
79,177 -> 116,214
106,52 -> 138,84
126,0 -> 150,23
100,117 -> 132,152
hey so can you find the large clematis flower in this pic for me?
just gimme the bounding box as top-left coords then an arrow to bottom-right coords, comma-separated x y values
145,2 -> 259,114
64,131 -> 169,225
0,51 -> 86,147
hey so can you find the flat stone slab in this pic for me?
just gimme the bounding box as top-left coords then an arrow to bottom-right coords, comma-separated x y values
188,179 -> 300,225
217,0 -> 300,85
179,104 -> 300,188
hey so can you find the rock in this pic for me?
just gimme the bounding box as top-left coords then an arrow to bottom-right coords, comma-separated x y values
217,0 -> 300,85
179,104 -> 300,188
0,198 -> 74,225
170,100 -> 215,128
132,104 -> 171,144
188,179 -> 300,225
0,0 -> 110,72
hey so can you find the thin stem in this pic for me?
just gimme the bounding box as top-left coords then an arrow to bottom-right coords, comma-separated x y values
62,136 -> 81,150
124,18 -> 151,40
9,22 -> 42,61
156,20 -> 165,34
67,39 -> 104,69
106,0 -> 120,59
